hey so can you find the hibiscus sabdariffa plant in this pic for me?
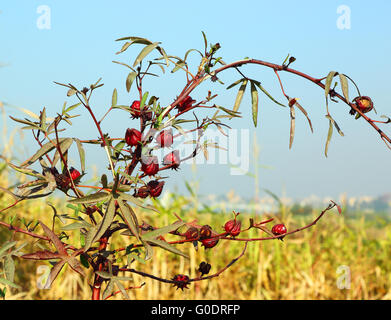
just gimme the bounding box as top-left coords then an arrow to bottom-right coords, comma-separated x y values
0,32 -> 390,300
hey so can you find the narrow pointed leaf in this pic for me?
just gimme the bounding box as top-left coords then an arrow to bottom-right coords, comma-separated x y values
325,71 -> 337,98
233,79 -> 248,112
339,74 -> 349,102
142,220 -> 186,240
112,89 -> 118,107
289,106 -> 296,149
145,238 -> 189,259
126,72 -> 137,92
253,81 -> 286,107
68,192 -> 111,205
133,42 -> 160,67
325,119 -> 333,157
39,221 -> 67,256
250,82 -> 259,127
74,138 -> 86,172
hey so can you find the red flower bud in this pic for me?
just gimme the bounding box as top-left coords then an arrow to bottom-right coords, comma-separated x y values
125,128 -> 142,147
134,186 -> 149,198
163,150 -> 180,170
224,220 -> 241,237
201,237 -> 219,249
141,156 -> 159,176
130,100 -> 141,118
156,129 -> 173,148
176,96 -> 195,112
147,180 -> 165,198
271,223 -> 287,239
171,274 -> 190,290
69,167 -> 81,181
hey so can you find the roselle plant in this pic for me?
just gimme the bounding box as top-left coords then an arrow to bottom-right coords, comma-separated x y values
0,32 -> 390,300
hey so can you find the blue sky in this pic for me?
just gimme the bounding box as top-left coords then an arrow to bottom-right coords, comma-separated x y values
1,0 -> 391,200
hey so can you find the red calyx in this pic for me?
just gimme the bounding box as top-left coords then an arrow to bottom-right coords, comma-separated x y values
125,128 -> 142,147
141,156 -> 159,176
69,167 -> 81,181
147,180 -> 165,198
184,227 -> 200,241
176,96 -> 195,113
224,220 -> 241,237
130,100 -> 141,118
163,150 -> 180,170
271,223 -> 287,239
171,274 -> 190,290
156,129 -> 173,148
134,186 -> 150,198
201,237 -> 219,249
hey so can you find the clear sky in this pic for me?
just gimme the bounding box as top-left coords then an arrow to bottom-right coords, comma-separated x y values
1,0 -> 390,200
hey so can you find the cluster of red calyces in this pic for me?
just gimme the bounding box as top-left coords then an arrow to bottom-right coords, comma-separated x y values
134,180 -> 165,199
171,274 -> 190,290
271,223 -> 287,240
183,225 -> 219,249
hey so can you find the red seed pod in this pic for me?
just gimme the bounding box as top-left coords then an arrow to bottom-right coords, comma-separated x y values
130,100 -> 141,118
198,262 -> 211,276
184,227 -> 200,241
199,225 -> 212,239
201,237 -> 219,249
125,128 -> 142,147
141,156 -> 159,176
69,167 -> 81,181
156,129 -> 173,148
350,96 -> 374,116
55,174 -> 71,190
176,96 -> 195,112
271,223 -> 287,239
163,150 -> 180,170
147,180 -> 165,198
171,274 -> 190,290
134,186 -> 149,198
224,220 -> 241,237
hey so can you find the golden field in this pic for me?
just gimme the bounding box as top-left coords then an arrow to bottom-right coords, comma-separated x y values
1,185 -> 391,300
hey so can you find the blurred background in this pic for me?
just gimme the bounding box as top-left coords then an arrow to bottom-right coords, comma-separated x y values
1,0 -> 391,299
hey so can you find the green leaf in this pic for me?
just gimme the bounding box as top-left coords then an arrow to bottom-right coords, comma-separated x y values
126,72 -> 137,92
0,241 -> 17,258
233,79 -> 248,112
250,82 -> 259,127
68,192 -> 111,205
252,81 -> 286,107
133,42 -> 161,68
0,277 -> 21,289
21,138 -> 67,167
4,255 -> 15,284
289,105 -> 296,149
171,60 -> 186,73
52,138 -> 73,167
140,91 -> 149,110
339,73 -> 349,102
226,78 -> 244,90
142,220 -> 186,241
325,71 -> 337,98
74,138 -> 86,173
112,89 -> 118,107
201,31 -> 208,51
114,279 -> 130,300
102,279 -> 114,300
325,119 -> 333,157
145,238 -> 188,259
84,197 -> 115,251
117,199 -> 141,242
